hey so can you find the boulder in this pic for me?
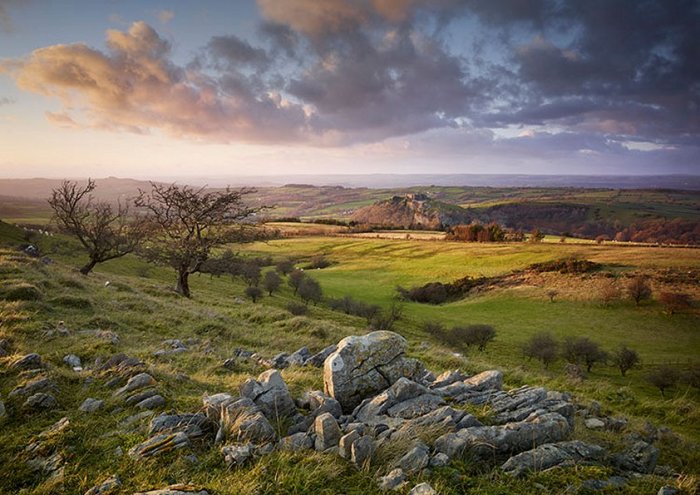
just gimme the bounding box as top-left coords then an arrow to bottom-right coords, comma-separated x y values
222,398 -> 277,443
8,377 -> 58,398
125,389 -> 159,406
279,432 -> 313,451
84,474 -> 121,495
240,369 -> 296,420
501,440 -> 606,477
23,392 -> 57,411
463,370 -> 503,391
339,430 -> 361,459
11,353 -> 42,370
135,395 -> 166,410
0,398 -> 5,418
430,369 -> 467,389
350,435 -> 375,468
114,373 -> 156,396
585,418 -> 605,430
430,452 -> 450,467
378,468 -> 406,491
409,483 -> 436,495
128,432 -> 190,459
133,485 -> 208,495
324,331 -> 425,412
298,390 -> 342,418
398,442 -> 430,473
149,413 -> 211,438
613,440 -> 659,474
222,443 -> 254,468
63,354 -> 82,369
79,398 -> 104,413
435,412 -> 571,459
306,345 -> 337,367
314,412 -> 342,451
287,346 -> 312,366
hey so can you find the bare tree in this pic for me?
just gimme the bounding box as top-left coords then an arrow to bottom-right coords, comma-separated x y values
611,345 -> 640,377
48,179 -> 144,275
626,276 -> 652,306
134,183 -> 266,297
523,332 -> 558,369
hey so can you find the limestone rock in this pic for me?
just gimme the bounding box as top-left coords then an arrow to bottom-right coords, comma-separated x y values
409,482 -> 436,495
298,390 -> 342,418
585,418 -> 605,429
24,392 -> 57,411
11,353 -> 42,370
288,346 -> 312,366
135,394 -> 166,410
398,442 -> 430,473
240,369 -> 296,420
314,412 -> 342,451
430,369 -> 467,389
133,485 -> 208,495
658,486 -> 679,495
84,474 -> 121,495
501,440 -> 606,477
9,377 -> 58,398
149,413 -> 211,438
63,354 -> 82,369
339,430 -> 361,459
324,331 -> 425,412
79,398 -> 104,413
463,369 -> 503,391
355,377 -> 439,422
613,440 -> 659,474
306,345 -> 337,367
430,452 -> 450,467
350,435 -> 374,468
125,389 -> 159,406
222,398 -> 276,444
279,432 -> 313,451
222,443 -> 254,468
378,468 -> 406,491
128,432 -> 189,459
115,373 -> 156,396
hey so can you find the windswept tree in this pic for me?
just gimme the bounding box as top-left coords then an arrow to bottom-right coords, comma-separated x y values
48,179 -> 145,275
611,345 -> 640,377
135,183 -> 266,297
523,332 -> 558,369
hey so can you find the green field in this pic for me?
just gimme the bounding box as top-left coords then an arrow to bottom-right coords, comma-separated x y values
1,223 -> 699,494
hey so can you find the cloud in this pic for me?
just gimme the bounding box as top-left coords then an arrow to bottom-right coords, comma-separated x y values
0,96 -> 15,105
156,9 -> 174,24
45,111 -> 79,128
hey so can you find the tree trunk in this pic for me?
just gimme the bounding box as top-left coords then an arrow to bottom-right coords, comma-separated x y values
79,258 -> 98,275
176,269 -> 191,298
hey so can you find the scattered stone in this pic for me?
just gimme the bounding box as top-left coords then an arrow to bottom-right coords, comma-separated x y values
79,398 -> 104,413
149,413 -> 212,438
398,442 -> 430,473
222,358 -> 236,370
8,377 -> 58,398
115,373 -> 156,396
84,474 -> 121,495
136,395 -> 166,410
270,353 -> 290,369
306,345 -> 337,367
133,485 -> 208,495
339,430 -> 361,459
324,331 -> 426,412
11,353 -> 42,370
378,468 -> 406,491
125,389 -> 160,406
63,354 -> 82,370
240,369 -> 297,420
350,435 -> 374,468
463,369 -> 503,392
430,452 -> 450,467
606,417 -> 628,432
298,390 -> 343,418
613,440 -> 659,474
287,346 -> 312,366
585,418 -> 606,430
221,398 -> 276,444
279,432 -> 313,451
409,482 -> 437,495
23,392 -> 57,410
314,412 -> 342,451
658,486 -> 678,495
581,476 -> 627,491
128,432 -> 189,459
501,441 -> 606,477
222,443 -> 254,467
430,369 -> 467,389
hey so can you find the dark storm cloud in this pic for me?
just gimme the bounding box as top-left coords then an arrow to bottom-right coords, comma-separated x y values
1,0 -> 698,165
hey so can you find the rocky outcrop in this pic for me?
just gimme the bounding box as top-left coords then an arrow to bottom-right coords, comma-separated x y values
324,331 -> 427,412
501,441 -> 606,476
351,194 -> 473,230
240,369 -> 297,421
128,432 -> 190,459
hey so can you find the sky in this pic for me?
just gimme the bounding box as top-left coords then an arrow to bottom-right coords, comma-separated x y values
0,0 -> 698,179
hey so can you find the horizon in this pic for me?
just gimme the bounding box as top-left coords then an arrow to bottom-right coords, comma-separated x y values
1,1 -> 698,177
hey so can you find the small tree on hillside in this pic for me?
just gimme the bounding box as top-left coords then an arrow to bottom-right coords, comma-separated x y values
599,279 -> 621,307
450,324 -> 496,351
563,337 -> 607,372
48,179 -> 145,275
298,276 -> 322,305
529,229 -> 545,243
288,269 -> 306,295
276,259 -> 294,275
523,332 -> 558,369
134,183 -> 266,297
611,345 -> 640,377
240,262 -> 261,287
263,271 -> 282,295
546,289 -> 558,303
658,291 -> 692,315
245,285 -> 263,303
626,276 -> 652,306
646,364 -> 679,398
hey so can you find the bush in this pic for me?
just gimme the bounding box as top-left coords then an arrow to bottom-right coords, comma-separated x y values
611,345 -> 640,376
397,282 -> 448,304
370,303 -> 403,330
262,271 -> 282,295
647,364 -> 679,397
240,262 -> 261,287
546,289 -> 558,303
523,332 -> 558,369
286,301 -> 308,316
328,295 -> 381,322
447,324 -> 496,351
658,291 -> 692,314
563,337 -> 607,372
422,320 -> 445,336
245,286 -> 263,303
306,254 -> 331,269
682,363 -> 700,390
276,259 -> 295,275
298,277 -> 322,305
627,276 -> 652,306
288,269 -> 306,294
599,279 -> 621,307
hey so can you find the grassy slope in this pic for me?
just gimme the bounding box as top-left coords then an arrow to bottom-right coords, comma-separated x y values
0,230 -> 698,494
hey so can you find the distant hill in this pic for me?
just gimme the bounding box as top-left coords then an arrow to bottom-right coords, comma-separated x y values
350,193 -> 473,229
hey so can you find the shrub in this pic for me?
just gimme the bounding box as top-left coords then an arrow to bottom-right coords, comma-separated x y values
0,283 -> 42,301
682,363 -> 700,390
563,337 -> 607,372
626,276 -> 652,306
422,321 -> 446,336
599,279 -> 621,307
298,277 -> 322,305
546,289 -> 558,303
370,303 -> 403,330
658,291 -> 692,314
276,259 -> 295,275
397,282 -> 448,304
240,262 -> 261,287
286,301 -> 308,316
523,332 -> 558,369
245,286 -> 263,303
611,345 -> 640,377
646,364 -> 679,398
529,228 -> 545,242
262,271 -> 282,296
447,324 -> 496,351
288,269 -> 306,294
306,255 -> 331,269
